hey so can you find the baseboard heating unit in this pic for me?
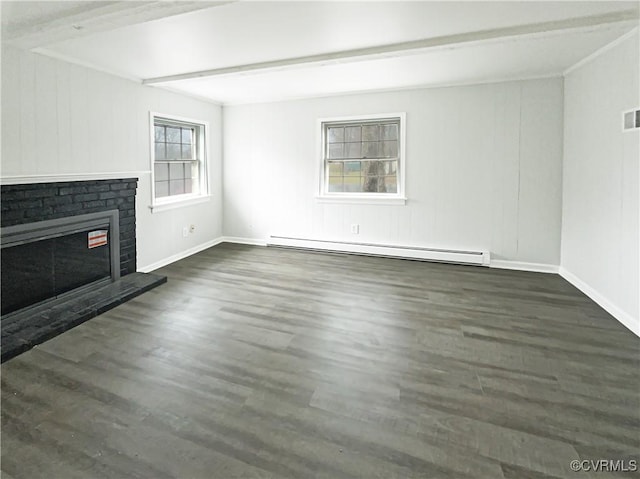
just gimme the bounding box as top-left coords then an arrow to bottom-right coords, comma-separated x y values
268,236 -> 490,266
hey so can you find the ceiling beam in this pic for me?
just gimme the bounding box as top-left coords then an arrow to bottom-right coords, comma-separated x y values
143,9 -> 639,85
2,1 -> 235,50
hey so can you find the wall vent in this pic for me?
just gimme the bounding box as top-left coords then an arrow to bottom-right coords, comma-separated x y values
623,109 -> 640,131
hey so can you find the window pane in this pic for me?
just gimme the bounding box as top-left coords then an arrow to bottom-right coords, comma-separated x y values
362,176 -> 379,192
155,181 -> 169,198
155,163 -> 169,181
362,141 -> 380,158
154,142 -> 166,160
345,142 -> 362,159
383,176 -> 398,193
370,160 -> 387,175
381,123 -> 398,140
323,117 -> 400,196
328,143 -> 344,159
166,127 -> 181,143
375,176 -> 387,193
181,128 -> 193,145
384,160 -> 398,175
153,118 -> 205,199
345,126 -> 361,142
361,161 -> 375,176
382,140 -> 398,158
344,176 -> 363,192
344,161 -> 361,176
328,176 -> 343,192
169,179 -> 185,196
362,124 -> 379,141
327,127 -> 344,143
328,162 -> 343,176
154,125 -> 165,142
166,143 -> 181,159
169,162 -> 185,180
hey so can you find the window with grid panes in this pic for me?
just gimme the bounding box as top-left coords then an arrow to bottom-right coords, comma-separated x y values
152,115 -> 206,202
321,115 -> 403,197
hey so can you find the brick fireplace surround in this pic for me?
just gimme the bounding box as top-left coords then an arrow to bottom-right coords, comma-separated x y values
1,178 -> 138,275
1,178 -> 166,362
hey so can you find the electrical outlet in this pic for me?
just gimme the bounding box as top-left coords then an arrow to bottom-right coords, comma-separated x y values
350,224 -> 359,234
189,224 -> 196,233
182,226 -> 188,238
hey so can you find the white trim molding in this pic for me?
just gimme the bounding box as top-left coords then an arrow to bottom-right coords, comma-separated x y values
559,267 -> 639,337
315,196 -> 407,205
564,27 -> 639,76
220,236 -> 268,246
0,171 -> 149,185
222,73 -> 563,107
138,237 -> 224,272
139,236 -> 266,272
32,47 -> 143,83
148,195 -> 212,213
490,260 -> 559,274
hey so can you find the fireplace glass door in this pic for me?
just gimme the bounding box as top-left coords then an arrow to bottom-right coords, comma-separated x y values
1,225 -> 112,315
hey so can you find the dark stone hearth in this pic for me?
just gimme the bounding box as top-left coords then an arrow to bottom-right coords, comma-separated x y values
1,179 -> 138,276
1,272 -> 167,363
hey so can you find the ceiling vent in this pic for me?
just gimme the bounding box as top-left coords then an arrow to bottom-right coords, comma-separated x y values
623,109 -> 640,131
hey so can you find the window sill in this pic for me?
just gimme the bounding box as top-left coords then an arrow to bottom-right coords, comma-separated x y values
316,195 -> 407,205
149,195 -> 211,213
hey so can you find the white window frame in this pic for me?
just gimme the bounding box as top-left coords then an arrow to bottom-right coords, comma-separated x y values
149,112 -> 211,213
317,112 -> 406,205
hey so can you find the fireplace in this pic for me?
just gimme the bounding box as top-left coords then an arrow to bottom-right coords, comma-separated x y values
1,178 -> 167,362
1,210 -> 120,316
1,178 -> 137,276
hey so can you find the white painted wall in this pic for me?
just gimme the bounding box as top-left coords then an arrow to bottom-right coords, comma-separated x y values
1,45 -> 223,271
561,30 -> 639,334
223,78 -> 564,266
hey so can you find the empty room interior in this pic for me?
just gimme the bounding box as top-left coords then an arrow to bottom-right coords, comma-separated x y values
1,1 -> 639,478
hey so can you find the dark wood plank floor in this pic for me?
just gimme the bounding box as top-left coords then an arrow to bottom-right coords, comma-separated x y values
2,243 -> 638,478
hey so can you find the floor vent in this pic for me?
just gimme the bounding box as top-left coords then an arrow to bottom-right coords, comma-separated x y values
268,236 -> 490,266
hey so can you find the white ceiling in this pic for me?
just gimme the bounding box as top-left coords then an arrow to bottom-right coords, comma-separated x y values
2,1 -> 639,104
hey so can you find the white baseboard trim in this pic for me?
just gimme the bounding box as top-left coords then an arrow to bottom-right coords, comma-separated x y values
267,236 -> 490,265
138,237 -> 224,272
559,267 -> 639,337
490,260 -> 559,274
219,236 -> 267,246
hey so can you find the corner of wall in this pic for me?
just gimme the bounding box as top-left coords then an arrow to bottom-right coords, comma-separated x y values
559,267 -> 639,337
560,29 -> 639,337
